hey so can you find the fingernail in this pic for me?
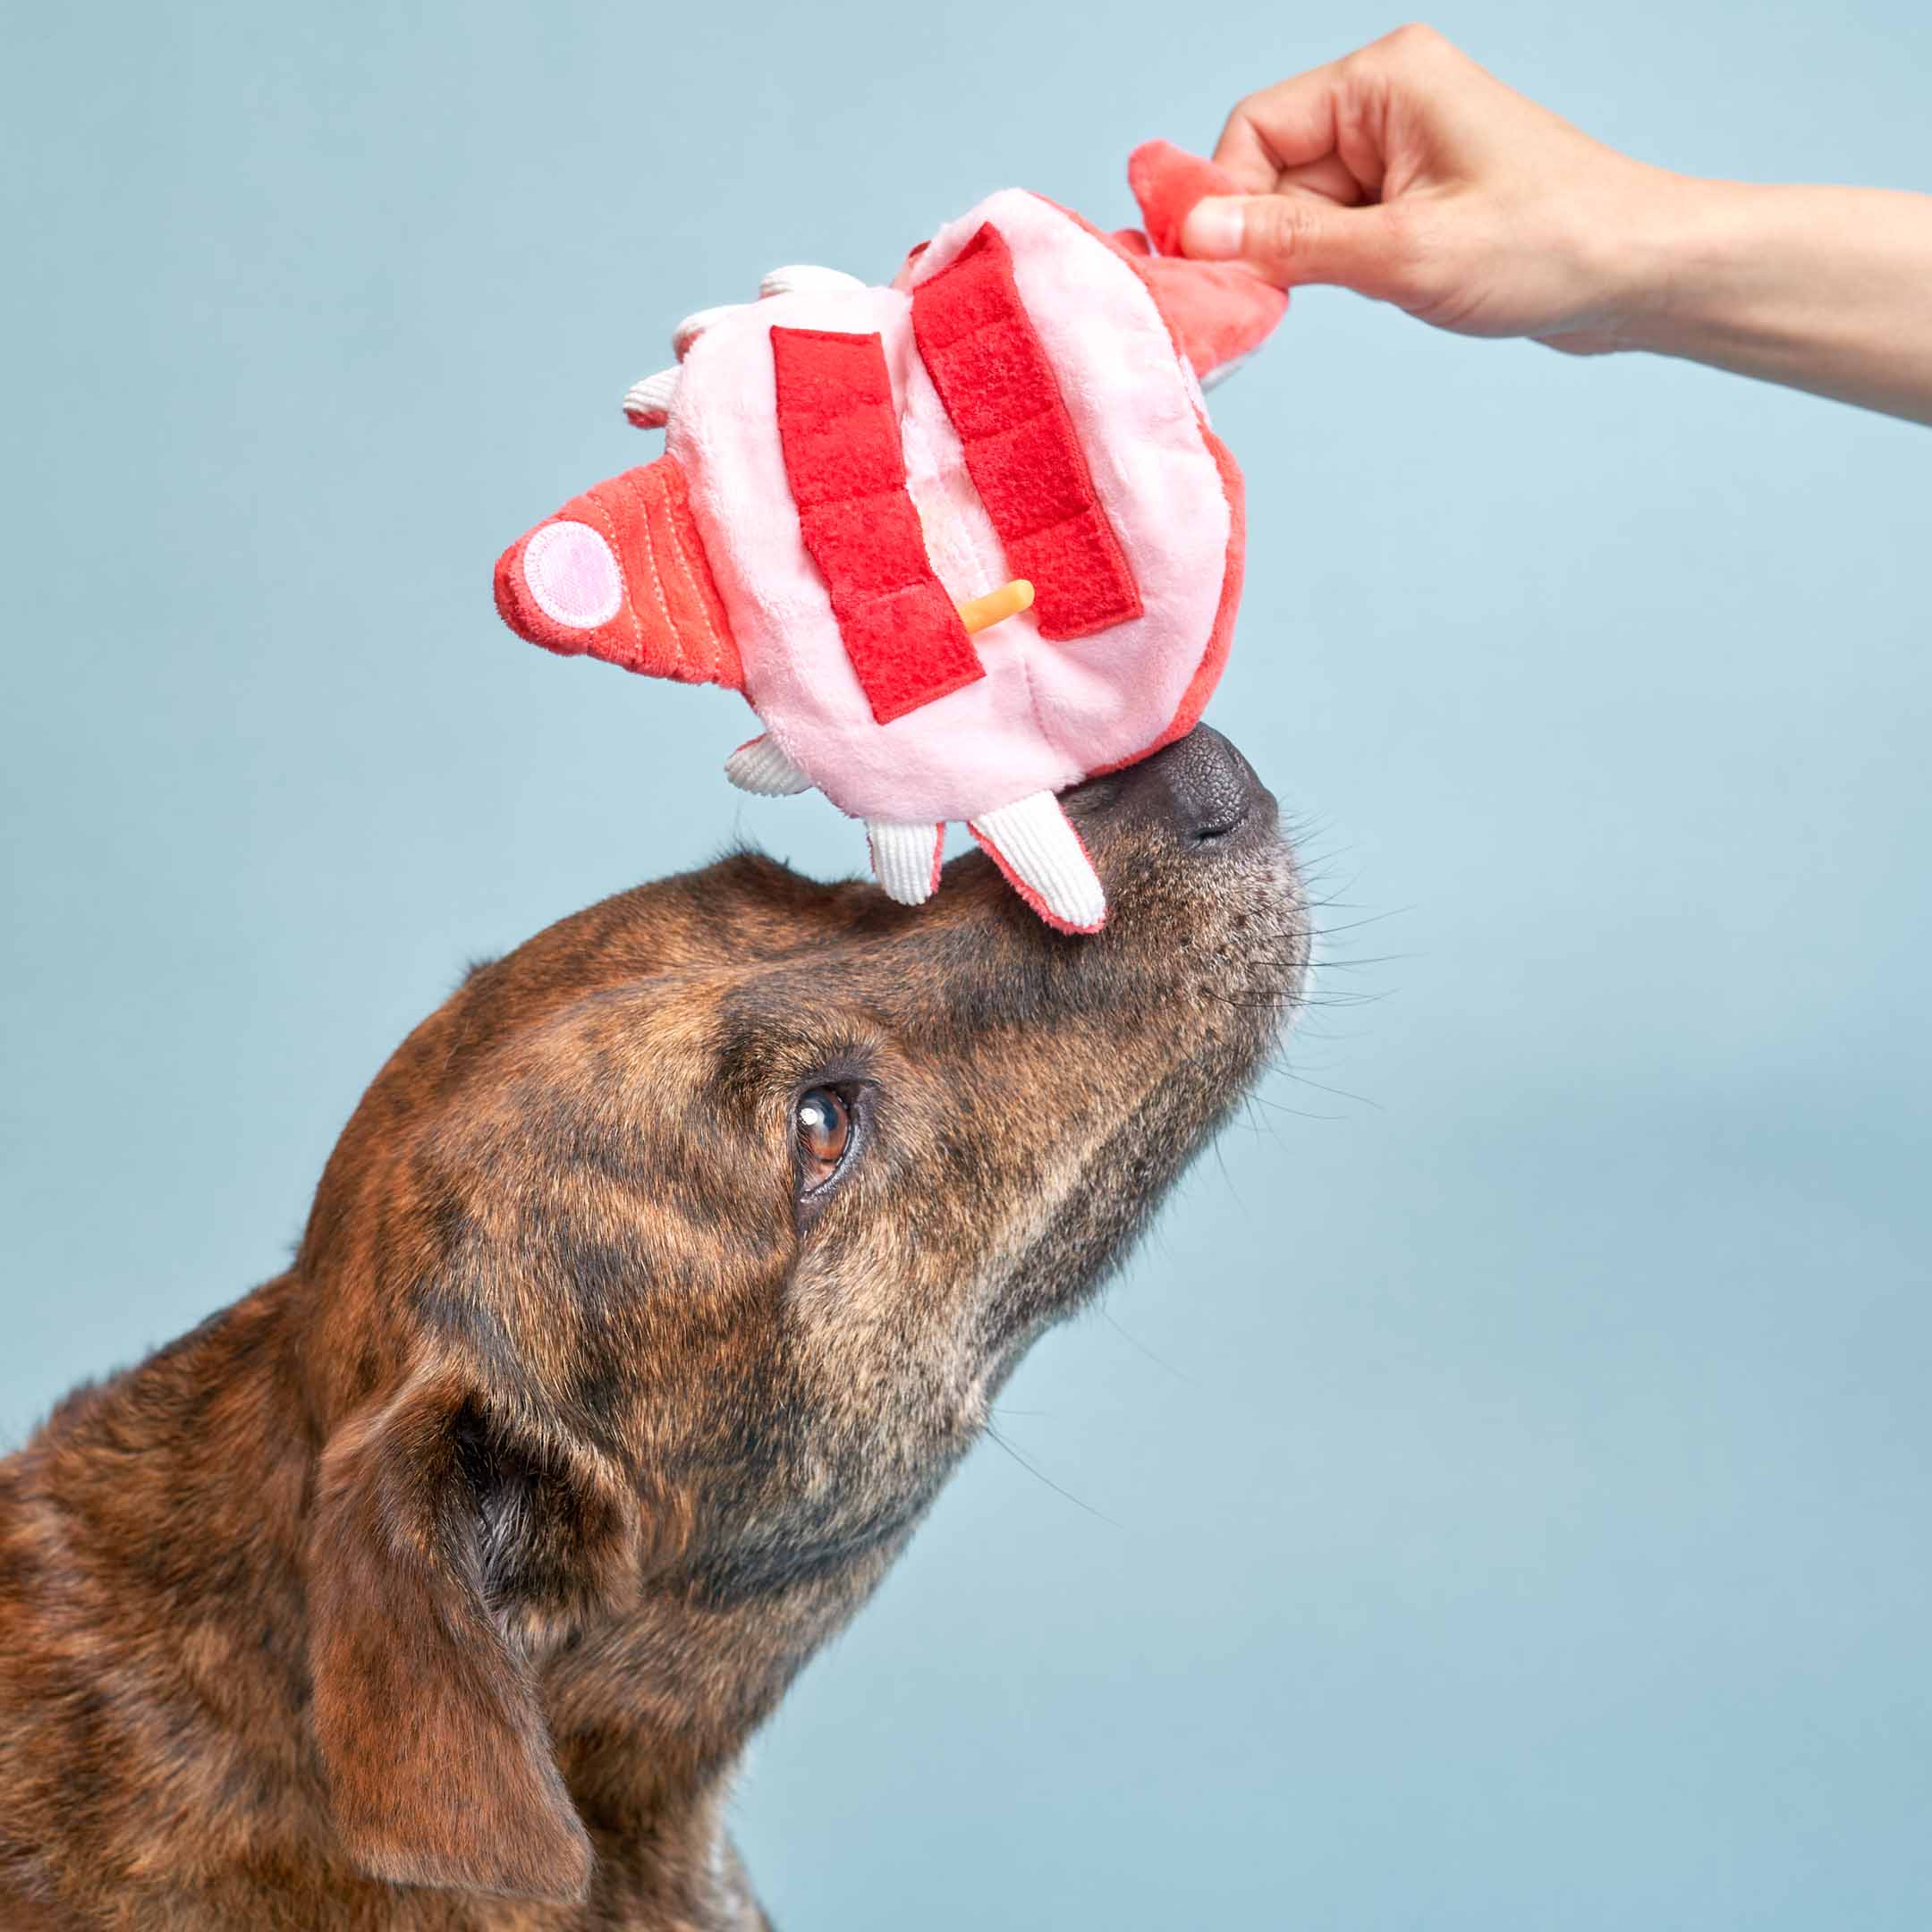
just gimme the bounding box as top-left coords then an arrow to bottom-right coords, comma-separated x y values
1181,197 -> 1243,260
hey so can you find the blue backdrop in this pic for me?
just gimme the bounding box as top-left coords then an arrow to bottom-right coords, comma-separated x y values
4,3 -> 1928,1925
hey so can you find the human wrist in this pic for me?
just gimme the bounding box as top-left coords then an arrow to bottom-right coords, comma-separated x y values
1608,174 -> 1792,362
1554,165 -> 1729,355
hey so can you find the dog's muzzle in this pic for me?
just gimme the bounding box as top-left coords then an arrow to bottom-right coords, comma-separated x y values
1064,724 -> 1278,855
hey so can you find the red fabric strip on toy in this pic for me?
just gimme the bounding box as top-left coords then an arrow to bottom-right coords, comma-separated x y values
492,457 -> 742,691
769,326 -> 984,726
910,224 -> 1142,642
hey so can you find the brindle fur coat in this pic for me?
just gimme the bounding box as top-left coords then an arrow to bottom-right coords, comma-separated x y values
0,728 -> 1305,1929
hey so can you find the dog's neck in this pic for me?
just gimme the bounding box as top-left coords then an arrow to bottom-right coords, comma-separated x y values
539,1513 -> 902,1912
28,1272 -> 883,1926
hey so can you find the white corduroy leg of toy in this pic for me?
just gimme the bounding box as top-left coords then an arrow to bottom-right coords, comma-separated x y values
724,736 -> 811,796
867,822 -> 945,906
969,793 -> 1107,933
758,265 -> 868,300
622,367 -> 680,428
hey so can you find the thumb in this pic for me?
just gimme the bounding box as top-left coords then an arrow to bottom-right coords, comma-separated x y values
1181,192 -> 1406,299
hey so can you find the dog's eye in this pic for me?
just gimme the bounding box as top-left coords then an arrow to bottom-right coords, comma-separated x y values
795,1087 -> 852,1186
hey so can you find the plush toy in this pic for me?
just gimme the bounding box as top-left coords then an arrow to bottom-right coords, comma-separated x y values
493,141 -> 1285,931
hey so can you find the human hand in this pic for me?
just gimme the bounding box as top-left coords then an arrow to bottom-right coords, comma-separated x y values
1182,24 -> 1679,354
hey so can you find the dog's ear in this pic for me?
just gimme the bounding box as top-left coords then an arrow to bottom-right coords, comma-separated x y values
306,1369 -> 601,1902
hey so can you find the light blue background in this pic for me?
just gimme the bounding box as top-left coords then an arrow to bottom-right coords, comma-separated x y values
4,3 -> 1928,1925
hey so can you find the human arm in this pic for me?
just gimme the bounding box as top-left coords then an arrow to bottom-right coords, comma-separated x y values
1181,25 -> 1932,424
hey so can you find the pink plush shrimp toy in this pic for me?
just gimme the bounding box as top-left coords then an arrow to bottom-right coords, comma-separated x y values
493,142 -> 1285,932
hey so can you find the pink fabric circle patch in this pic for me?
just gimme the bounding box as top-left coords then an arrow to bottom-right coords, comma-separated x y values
523,520 -> 623,630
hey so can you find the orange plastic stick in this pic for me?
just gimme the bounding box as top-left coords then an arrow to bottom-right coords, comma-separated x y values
956,579 -> 1035,634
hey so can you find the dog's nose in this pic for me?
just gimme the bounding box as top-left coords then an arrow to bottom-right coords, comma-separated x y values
1099,724 -> 1275,846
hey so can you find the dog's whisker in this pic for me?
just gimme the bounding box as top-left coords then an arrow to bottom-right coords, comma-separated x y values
983,1427 -> 1123,1528
1095,1307 -> 1199,1385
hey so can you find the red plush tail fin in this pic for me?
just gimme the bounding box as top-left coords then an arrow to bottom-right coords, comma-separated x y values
493,454 -> 742,691
1120,140 -> 1288,386
1128,140 -> 1240,258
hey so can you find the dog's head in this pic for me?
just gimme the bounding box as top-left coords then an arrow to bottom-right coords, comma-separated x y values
292,725 -> 1305,1900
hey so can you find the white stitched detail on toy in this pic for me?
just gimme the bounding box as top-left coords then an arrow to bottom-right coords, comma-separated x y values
523,521 -> 623,630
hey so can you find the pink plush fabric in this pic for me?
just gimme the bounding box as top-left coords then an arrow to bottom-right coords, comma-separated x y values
665,191 -> 1232,826
521,521 -> 623,630
491,144 -> 1287,926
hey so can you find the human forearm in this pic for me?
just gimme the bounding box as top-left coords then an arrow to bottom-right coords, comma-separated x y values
1622,179 -> 1932,424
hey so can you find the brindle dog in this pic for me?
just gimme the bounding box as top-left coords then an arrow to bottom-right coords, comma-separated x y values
0,726 -> 1305,1929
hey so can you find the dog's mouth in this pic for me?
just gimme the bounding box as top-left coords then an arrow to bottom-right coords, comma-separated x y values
1057,725 -> 1301,996
927,727 -> 1306,1368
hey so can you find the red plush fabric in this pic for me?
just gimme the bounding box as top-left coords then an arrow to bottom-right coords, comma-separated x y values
1128,253 -> 1288,380
493,456 -> 741,690
1118,141 -> 1290,377
770,326 -> 984,726
911,224 -> 1142,642
1127,139 -> 1237,258
1089,421 -> 1245,775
